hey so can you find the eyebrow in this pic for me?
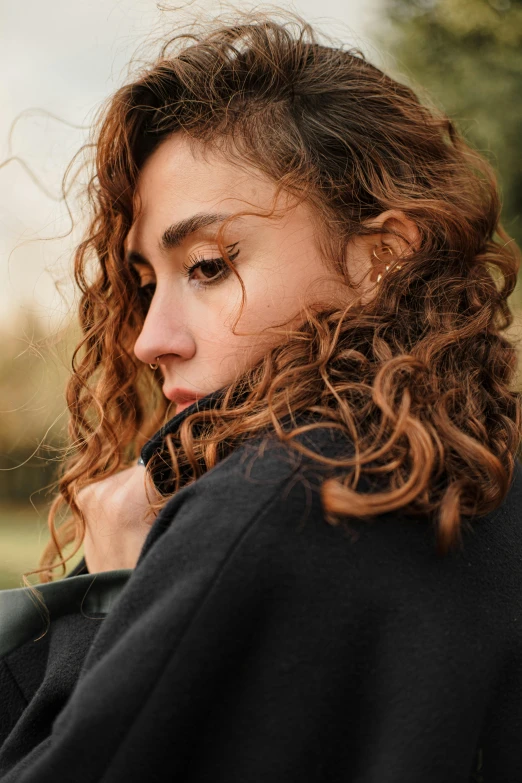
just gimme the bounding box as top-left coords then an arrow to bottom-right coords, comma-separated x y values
160,211 -> 233,251
125,211 -> 233,266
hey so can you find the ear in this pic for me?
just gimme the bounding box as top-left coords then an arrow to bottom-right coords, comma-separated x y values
344,209 -> 421,302
364,209 -> 421,258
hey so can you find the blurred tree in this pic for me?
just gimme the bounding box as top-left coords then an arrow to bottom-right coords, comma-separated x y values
380,0 -> 522,281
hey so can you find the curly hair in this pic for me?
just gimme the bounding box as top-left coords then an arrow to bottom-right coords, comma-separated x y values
37,8 -> 522,581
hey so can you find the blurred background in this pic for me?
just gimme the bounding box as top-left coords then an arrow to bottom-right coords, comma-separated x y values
1,0 -> 521,588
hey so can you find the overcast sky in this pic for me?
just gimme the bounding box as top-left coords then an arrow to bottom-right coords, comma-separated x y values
1,0 -> 387,332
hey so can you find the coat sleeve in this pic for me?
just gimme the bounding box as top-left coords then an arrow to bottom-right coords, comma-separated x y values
0,445 -> 505,782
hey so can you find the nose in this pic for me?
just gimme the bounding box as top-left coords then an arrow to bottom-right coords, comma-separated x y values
133,286 -> 196,366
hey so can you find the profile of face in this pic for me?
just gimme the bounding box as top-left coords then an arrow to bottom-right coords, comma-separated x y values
126,133 -> 416,413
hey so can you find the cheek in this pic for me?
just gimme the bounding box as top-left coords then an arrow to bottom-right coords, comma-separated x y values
225,281 -> 305,368
234,263 -> 304,330
188,264 -> 309,376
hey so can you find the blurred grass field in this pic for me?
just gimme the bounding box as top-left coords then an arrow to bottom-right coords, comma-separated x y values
0,506 -> 82,590
0,506 -> 51,589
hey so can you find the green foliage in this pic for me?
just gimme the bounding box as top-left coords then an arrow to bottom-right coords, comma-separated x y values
0,506 -> 50,589
0,506 -> 83,590
380,0 -> 522,253
0,312 -> 74,503
0,312 -> 72,450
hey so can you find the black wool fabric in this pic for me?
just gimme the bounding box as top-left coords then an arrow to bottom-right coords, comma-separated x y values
0,614 -> 103,770
1,390 -> 522,782
0,570 -> 131,775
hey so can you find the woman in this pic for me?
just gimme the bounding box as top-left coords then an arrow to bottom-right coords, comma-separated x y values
1,9 -> 521,781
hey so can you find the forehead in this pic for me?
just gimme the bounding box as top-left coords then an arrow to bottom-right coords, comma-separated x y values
131,134 -> 274,221
125,133 -> 320,252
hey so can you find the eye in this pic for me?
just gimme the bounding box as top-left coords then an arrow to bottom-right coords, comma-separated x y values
183,244 -> 240,288
129,266 -> 156,310
136,283 -> 155,314
138,281 -> 155,295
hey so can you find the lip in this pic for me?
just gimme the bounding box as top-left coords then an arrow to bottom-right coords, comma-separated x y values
164,386 -> 206,405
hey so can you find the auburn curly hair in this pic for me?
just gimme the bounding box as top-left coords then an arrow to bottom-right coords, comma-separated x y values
38,8 -> 522,581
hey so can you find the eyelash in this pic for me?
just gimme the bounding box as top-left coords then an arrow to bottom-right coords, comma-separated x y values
182,243 -> 240,289
136,243 -> 240,301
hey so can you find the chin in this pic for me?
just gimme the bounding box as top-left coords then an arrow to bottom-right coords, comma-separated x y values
175,400 -> 197,413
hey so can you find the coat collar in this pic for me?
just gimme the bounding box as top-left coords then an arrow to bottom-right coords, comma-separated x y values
139,385 -> 333,494
139,385 -> 241,494
0,569 -> 132,658
140,386 -> 228,467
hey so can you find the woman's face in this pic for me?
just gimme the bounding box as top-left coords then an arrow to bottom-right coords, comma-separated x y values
126,133 -> 350,412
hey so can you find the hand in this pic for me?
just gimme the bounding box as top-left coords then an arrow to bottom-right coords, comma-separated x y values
77,463 -> 158,573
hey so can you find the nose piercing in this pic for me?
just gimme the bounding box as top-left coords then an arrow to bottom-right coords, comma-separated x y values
149,357 -> 160,370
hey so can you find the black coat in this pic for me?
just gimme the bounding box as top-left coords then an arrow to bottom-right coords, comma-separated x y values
1,390 -> 522,782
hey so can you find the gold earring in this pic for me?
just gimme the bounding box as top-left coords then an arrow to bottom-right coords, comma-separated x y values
371,245 -> 402,284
